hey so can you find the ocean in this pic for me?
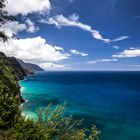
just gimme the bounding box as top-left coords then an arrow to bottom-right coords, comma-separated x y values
20,71 -> 140,140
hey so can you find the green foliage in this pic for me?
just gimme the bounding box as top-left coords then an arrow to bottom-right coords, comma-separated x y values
0,53 -> 23,129
0,92 -> 20,129
10,117 -> 48,140
0,52 -> 26,105
0,130 -> 14,140
88,125 -> 101,140
0,102 -> 100,140
0,0 -> 15,41
36,103 -> 100,140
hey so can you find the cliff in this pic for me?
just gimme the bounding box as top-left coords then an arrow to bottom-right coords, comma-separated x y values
17,59 -> 44,72
0,52 -> 27,103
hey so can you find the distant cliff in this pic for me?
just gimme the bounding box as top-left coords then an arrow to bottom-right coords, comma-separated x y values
0,52 -> 27,103
17,59 -> 44,72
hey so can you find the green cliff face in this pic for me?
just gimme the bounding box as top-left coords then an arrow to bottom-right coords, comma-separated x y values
0,52 -> 28,129
0,52 -> 27,102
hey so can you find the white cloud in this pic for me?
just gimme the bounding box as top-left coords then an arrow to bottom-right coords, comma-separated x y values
5,0 -> 51,16
86,60 -> 97,64
26,19 -> 39,33
70,49 -> 88,56
1,36 -> 71,70
40,14 -> 92,31
39,14 -> 109,43
54,46 -> 64,51
113,45 -> 119,49
0,21 -> 27,37
39,63 -> 70,70
112,48 -> 140,58
87,58 -> 118,64
0,20 -> 39,37
91,31 -> 110,43
100,58 -> 118,62
110,36 -> 129,42
68,14 -> 79,21
129,47 -> 135,50
39,14 -> 129,44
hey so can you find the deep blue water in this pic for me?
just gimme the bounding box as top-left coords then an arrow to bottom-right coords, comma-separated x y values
20,71 -> 140,140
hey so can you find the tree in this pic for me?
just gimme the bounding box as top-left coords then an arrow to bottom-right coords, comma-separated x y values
0,0 -> 14,41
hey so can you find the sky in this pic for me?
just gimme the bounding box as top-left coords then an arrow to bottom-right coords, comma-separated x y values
0,0 -> 140,71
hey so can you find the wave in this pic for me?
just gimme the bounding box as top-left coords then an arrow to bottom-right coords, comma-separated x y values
20,100 -> 28,107
20,86 -> 25,92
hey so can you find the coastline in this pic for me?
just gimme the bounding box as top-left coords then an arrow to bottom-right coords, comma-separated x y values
18,71 -> 140,140
19,73 -> 39,120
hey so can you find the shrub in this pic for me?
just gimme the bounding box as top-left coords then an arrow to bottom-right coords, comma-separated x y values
0,92 -> 20,129
10,117 -> 48,140
0,93 -> 100,140
36,103 -> 101,140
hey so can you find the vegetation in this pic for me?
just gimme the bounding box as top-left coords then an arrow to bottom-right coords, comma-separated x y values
0,0 -> 14,41
0,93 -> 100,140
0,52 -> 27,105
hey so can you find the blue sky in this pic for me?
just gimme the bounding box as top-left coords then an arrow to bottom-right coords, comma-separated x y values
1,0 -> 140,71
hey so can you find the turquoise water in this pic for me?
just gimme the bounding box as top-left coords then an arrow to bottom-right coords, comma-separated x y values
20,71 -> 140,140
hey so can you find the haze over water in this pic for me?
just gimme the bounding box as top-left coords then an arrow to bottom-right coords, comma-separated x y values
20,71 -> 140,140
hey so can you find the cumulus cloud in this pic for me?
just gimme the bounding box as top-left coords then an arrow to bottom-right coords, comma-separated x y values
0,20 -> 40,37
5,0 -> 51,16
0,36 -> 71,70
70,49 -> 88,56
112,48 -> 140,58
39,14 -> 129,44
87,58 -> 118,64
26,19 -> 39,33
54,46 -> 64,51
0,21 -> 27,37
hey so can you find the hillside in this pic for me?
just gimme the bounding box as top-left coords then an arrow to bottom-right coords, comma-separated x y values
0,52 -> 27,103
17,59 -> 44,72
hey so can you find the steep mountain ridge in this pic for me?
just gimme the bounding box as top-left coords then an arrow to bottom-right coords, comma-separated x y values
17,59 -> 44,72
0,52 -> 27,103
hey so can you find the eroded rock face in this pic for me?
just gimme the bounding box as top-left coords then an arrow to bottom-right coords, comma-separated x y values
0,52 -> 27,103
